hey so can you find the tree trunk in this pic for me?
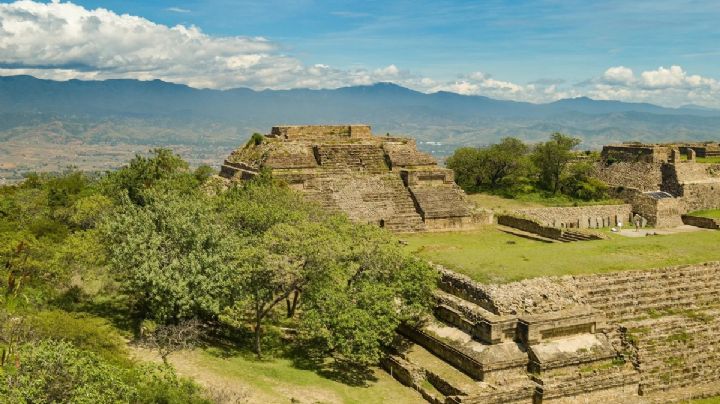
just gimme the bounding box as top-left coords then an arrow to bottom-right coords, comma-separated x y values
254,299 -> 263,359
254,319 -> 262,359
286,290 -> 300,318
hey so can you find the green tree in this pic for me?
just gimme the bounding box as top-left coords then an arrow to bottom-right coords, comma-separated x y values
445,147 -> 485,192
483,137 -> 530,188
102,148 -> 193,206
531,133 -> 581,194
298,222 -> 437,365
217,173 -> 323,236
223,220 -> 341,358
446,138 -> 529,192
101,190 -> 239,323
561,161 -> 608,200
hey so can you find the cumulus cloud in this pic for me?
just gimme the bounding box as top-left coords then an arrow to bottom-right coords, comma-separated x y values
0,1 -> 718,108
0,1 -> 430,91
589,65 -> 720,107
601,66 -> 635,85
423,72 -> 578,103
0,0 -> 293,88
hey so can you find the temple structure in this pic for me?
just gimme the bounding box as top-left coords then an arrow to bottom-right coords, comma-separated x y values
219,125 -> 489,232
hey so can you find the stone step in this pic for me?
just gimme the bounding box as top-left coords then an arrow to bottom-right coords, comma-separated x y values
399,338 -> 483,397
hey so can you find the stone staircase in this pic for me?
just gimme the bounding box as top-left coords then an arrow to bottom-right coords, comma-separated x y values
409,185 -> 472,220
557,230 -> 601,242
621,311 -> 720,396
385,287 -> 638,402
385,262 -> 720,403
574,263 -> 720,322
297,172 -> 426,232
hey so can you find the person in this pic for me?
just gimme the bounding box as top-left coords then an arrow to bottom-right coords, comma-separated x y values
633,213 -> 642,232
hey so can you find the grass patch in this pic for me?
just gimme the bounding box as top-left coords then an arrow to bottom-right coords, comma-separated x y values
403,225 -> 720,283
697,156 -> 720,164
689,209 -> 720,219
179,348 -> 424,404
667,331 -> 690,344
468,192 -> 624,213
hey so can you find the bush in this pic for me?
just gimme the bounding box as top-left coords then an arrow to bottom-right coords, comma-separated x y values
247,133 -> 265,147
131,363 -> 210,404
26,310 -> 129,365
561,162 -> 608,201
0,340 -> 136,403
0,340 -> 210,404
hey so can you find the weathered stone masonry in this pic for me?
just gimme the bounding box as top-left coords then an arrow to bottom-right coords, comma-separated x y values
385,262 -> 720,403
596,143 -> 720,227
220,125 -> 491,232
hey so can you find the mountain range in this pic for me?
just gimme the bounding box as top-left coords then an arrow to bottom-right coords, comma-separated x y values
1,75 -> 720,155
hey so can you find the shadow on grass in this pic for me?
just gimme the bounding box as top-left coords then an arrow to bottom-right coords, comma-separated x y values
203,328 -> 378,387
287,340 -> 378,387
52,288 -> 380,389
52,285 -> 138,335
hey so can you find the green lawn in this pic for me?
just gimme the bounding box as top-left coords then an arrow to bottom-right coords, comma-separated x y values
403,225 -> 720,283
697,156 -> 720,164
689,209 -> 720,219
693,398 -> 720,404
468,192 -> 624,213
162,348 -> 423,404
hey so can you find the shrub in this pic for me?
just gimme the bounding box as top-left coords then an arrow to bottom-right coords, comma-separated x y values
247,132 -> 265,147
26,310 -> 129,365
0,340 -> 136,403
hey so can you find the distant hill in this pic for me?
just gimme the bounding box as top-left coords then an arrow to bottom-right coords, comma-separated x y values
1,75 -> 719,153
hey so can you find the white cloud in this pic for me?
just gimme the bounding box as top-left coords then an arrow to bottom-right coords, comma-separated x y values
602,66 -> 635,85
165,7 -> 190,14
0,2 -> 718,108
587,65 -> 720,107
0,1 -> 293,88
640,65 -> 686,88
424,72 -> 572,103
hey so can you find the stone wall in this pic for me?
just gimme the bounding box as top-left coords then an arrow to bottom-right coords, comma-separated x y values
593,161 -> 663,191
601,145 -> 670,164
438,268 -> 585,316
662,162 -> 720,211
389,262 -> 720,403
514,205 -> 633,229
269,125 -> 372,140
384,141 -> 436,168
612,188 -> 685,228
497,215 -> 563,239
681,214 -> 720,229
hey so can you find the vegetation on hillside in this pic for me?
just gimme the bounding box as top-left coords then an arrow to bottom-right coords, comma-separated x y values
446,133 -> 608,202
0,149 -> 437,401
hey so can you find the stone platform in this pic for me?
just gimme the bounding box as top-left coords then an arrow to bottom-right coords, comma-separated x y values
384,262 -> 720,403
219,125 -> 490,232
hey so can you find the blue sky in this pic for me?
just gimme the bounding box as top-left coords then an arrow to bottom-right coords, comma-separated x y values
0,1 -> 719,106
63,0 -> 720,81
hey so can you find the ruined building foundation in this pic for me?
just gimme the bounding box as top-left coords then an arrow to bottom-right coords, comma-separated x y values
385,262 -> 720,403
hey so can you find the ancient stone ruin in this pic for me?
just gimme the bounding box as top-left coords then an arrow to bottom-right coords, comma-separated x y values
385,262 -> 720,403
220,125 -> 489,232
493,142 -> 720,238
596,143 -> 720,228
